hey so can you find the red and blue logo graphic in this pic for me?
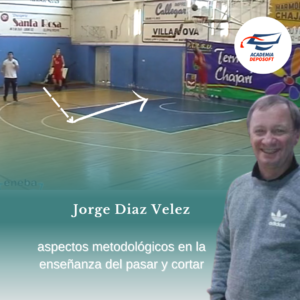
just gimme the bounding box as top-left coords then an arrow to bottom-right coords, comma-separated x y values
240,33 -> 282,62
234,17 -> 291,74
240,33 -> 281,51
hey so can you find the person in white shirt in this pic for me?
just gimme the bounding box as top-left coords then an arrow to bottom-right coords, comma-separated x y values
1,51 -> 19,102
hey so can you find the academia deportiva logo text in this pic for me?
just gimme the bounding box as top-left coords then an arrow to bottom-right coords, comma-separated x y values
241,33 -> 281,62
234,17 -> 292,74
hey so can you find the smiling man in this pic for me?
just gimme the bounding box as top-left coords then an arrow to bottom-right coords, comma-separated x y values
208,95 -> 300,300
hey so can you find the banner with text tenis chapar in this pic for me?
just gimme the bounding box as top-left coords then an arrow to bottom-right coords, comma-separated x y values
184,39 -> 300,104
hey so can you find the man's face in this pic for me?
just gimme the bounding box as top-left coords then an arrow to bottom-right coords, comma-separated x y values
249,104 -> 299,173
56,49 -> 60,55
8,53 -> 13,60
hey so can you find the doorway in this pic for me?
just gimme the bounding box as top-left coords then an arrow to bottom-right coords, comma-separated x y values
95,46 -> 111,86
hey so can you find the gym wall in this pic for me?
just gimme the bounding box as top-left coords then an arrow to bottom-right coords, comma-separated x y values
0,0 -> 74,86
0,0 -> 270,90
71,0 -> 269,94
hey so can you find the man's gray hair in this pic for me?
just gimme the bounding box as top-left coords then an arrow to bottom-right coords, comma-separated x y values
247,95 -> 300,131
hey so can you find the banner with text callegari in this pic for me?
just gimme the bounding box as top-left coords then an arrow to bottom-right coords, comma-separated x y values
0,0 -> 71,7
184,39 -> 300,103
0,12 -> 70,37
143,0 -> 208,23
143,1 -> 187,22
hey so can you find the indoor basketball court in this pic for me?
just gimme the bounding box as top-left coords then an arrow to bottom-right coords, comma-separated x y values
0,85 -> 260,190
1,0 -> 299,190
2,3 -> 300,300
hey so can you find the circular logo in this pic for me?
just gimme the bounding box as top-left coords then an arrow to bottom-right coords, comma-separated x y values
1,13 -> 9,22
234,17 -> 292,74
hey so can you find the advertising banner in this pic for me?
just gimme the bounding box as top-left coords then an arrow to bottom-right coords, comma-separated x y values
143,23 -> 205,44
143,1 -> 187,22
0,12 -> 70,36
184,39 -> 300,103
0,0 -> 71,7
269,0 -> 300,28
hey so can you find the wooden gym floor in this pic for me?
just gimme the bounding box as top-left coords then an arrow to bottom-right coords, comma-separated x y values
1,86 -> 298,190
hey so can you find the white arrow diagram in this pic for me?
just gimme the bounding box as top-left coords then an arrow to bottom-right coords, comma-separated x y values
67,91 -> 148,124
43,88 -> 148,124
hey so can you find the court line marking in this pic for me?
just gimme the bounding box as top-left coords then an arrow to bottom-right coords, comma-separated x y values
62,97 -> 173,111
63,102 -> 126,110
63,98 -> 187,135
68,93 -> 148,123
0,94 -> 260,157
64,105 -> 168,135
6,89 -> 253,136
159,102 -> 234,114
166,118 -> 247,134
2,93 -> 300,157
8,85 -> 107,97
161,99 -> 248,134
9,86 -> 171,109
43,87 -> 149,124
184,97 -> 252,109
185,97 -> 235,105
41,113 -> 146,134
0,91 -> 249,141
1,87 -> 167,135
64,98 -> 244,134
58,92 -> 246,133
40,87 -> 172,134
3,92 -> 299,158
0,90 -> 247,137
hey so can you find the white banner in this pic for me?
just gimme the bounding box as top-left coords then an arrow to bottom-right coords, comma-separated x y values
288,27 -> 300,44
143,1 -> 188,22
0,0 -> 71,7
142,23 -> 205,44
73,1 -> 107,8
0,12 -> 70,36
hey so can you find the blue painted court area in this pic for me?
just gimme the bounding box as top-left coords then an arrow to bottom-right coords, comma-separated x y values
66,98 -> 250,133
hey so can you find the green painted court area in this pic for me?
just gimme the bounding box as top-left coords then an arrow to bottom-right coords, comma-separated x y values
3,86 -> 297,191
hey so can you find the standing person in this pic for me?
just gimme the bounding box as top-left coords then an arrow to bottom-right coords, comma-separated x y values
50,48 -> 65,91
208,95 -> 300,300
1,51 -> 19,102
193,46 -> 208,98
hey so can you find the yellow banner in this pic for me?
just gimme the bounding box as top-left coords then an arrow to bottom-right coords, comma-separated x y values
269,0 -> 300,27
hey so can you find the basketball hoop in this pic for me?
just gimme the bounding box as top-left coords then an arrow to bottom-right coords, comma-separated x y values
193,16 -> 209,24
191,15 -> 211,29
191,15 -> 228,31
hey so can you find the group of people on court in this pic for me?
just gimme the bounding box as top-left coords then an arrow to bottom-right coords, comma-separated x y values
1,48 -> 65,102
1,45 -> 207,101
